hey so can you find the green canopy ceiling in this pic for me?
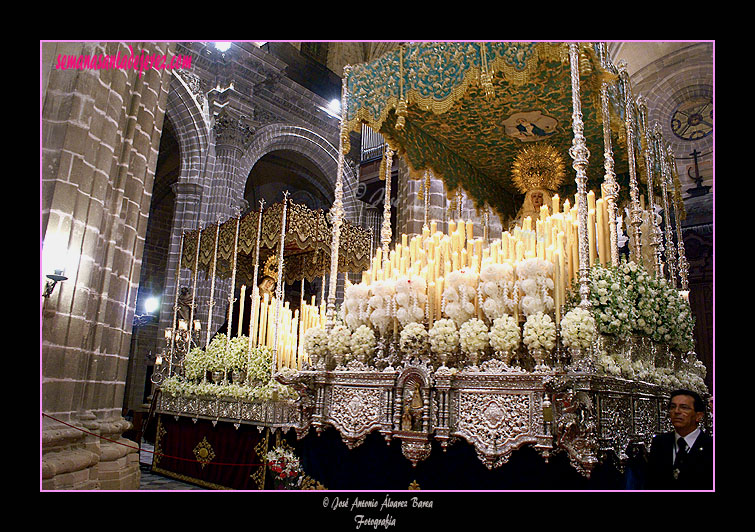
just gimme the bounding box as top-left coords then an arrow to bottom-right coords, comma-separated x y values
344,42 -> 639,221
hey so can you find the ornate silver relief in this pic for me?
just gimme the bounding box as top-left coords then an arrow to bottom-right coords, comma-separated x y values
454,390 -> 536,469
328,385 -> 384,448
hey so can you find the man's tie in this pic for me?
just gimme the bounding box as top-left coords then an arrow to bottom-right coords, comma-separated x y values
674,437 -> 687,469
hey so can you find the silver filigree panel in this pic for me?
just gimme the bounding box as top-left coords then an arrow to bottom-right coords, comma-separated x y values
328,385 -> 384,447
454,390 -> 536,468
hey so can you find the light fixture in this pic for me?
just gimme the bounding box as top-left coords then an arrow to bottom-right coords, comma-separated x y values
42,268 -> 67,298
133,295 -> 161,326
144,296 -> 160,315
214,42 -> 232,52
323,98 -> 341,118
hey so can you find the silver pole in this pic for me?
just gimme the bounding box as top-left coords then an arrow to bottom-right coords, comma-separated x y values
568,43 -> 592,310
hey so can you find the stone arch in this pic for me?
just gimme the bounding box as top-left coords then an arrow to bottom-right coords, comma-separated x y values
165,74 -> 212,190
156,75 -> 213,338
125,74 -> 214,411
239,123 -> 360,222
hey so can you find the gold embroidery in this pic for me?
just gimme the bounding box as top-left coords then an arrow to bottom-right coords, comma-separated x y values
192,437 -> 216,469
250,428 -> 269,490
152,416 -> 167,467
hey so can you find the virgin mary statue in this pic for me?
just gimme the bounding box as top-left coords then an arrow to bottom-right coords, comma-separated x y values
509,143 -> 566,229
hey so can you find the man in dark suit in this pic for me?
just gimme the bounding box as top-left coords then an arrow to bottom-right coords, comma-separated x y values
645,389 -> 713,490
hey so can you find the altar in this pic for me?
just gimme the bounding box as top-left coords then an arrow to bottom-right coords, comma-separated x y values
151,42 -> 708,490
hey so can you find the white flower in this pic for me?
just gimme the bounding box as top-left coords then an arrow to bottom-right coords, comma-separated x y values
303,326 -> 329,358
328,323 -> 352,358
350,324 -> 376,359
429,318 -> 459,356
367,280 -> 396,335
459,318 -> 489,355
489,315 -> 520,353
522,312 -> 556,351
394,275 -> 427,327
246,345 -> 273,382
442,268 -> 478,326
399,321 -> 429,353
515,258 -> 555,317
560,307 -> 597,350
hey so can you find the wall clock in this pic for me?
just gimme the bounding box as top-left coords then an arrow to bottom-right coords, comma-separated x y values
670,97 -> 712,141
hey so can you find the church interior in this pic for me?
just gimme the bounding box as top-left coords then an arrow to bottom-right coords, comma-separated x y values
40,41 -> 713,496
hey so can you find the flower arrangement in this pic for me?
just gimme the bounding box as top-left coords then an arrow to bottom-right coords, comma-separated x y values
343,282 -> 371,331
675,368 -> 708,395
459,318 -> 489,356
488,315 -> 520,354
302,326 -> 328,360
246,345 -> 273,383
560,307 -> 597,350
478,262 -> 517,321
429,318 -> 459,358
399,321 -> 429,354
266,446 -> 301,485
350,324 -> 377,360
442,269 -> 478,327
515,258 -> 555,317
160,373 -> 298,402
394,275 -> 427,327
367,280 -> 395,335
592,351 -> 708,395
328,322 -> 352,362
205,333 -> 226,371
581,264 -> 633,337
596,352 -> 635,379
183,346 -> 209,380
616,259 -> 695,352
522,312 -> 556,352
254,378 -> 299,401
225,335 -> 250,372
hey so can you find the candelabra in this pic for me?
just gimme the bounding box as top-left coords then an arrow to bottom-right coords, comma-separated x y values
152,318 -> 201,384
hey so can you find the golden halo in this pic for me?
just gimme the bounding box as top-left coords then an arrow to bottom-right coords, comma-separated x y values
511,143 -> 566,194
262,255 -> 279,281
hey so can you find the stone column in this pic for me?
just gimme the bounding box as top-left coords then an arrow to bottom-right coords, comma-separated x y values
197,107 -> 255,336
41,41 -> 174,489
395,159 -> 503,241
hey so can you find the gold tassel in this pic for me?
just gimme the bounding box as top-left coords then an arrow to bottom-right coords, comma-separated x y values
395,45 -> 408,130
396,98 -> 408,130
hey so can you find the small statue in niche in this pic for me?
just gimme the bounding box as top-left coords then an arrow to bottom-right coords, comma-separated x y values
176,286 -> 192,322
401,381 -> 424,432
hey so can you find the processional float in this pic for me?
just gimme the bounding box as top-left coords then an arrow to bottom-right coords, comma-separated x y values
155,42 -> 706,479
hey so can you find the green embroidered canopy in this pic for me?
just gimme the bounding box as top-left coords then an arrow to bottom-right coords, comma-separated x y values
343,42 -> 640,222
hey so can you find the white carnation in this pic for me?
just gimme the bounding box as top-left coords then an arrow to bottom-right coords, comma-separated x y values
399,321 -> 429,353
489,315 -> 520,353
522,312 -> 556,351
327,323 -> 352,358
560,307 -> 597,350
429,318 -> 459,356
459,318 -> 489,355
303,326 -> 329,358
350,324 -> 376,359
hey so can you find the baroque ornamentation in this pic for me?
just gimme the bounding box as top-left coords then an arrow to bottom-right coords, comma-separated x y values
328,385 -> 384,448
454,391 -> 535,469
193,437 -> 216,469
213,109 -> 256,151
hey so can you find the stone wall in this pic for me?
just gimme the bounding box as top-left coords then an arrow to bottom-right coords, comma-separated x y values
41,41 -> 174,489
394,157 -> 504,241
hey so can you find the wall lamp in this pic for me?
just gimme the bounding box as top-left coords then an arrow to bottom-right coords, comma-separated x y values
43,269 -> 68,298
